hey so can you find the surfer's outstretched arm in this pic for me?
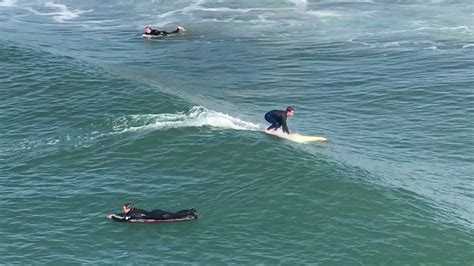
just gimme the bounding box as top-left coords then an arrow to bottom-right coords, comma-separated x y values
108,214 -> 128,222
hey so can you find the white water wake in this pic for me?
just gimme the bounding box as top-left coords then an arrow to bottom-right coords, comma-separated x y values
113,106 -> 260,133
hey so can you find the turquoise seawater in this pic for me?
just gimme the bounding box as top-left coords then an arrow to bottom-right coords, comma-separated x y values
1,0 -> 473,264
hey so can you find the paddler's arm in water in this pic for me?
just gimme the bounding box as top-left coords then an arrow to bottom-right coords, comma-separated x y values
109,214 -> 128,222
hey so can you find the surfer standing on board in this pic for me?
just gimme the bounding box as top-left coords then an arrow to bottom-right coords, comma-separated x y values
264,106 -> 295,134
108,202 -> 198,222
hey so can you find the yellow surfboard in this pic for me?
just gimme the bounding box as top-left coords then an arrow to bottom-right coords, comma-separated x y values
264,130 -> 327,143
291,135 -> 327,142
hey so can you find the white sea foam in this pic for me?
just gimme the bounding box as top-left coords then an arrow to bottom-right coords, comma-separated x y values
306,10 -> 343,17
165,5 -> 260,18
45,2 -> 90,22
27,2 -> 91,23
288,0 -> 307,8
13,133 -> 100,152
348,38 -> 374,47
0,0 -> 17,7
114,106 -> 260,133
396,25 -> 472,36
380,41 -> 401,48
425,45 -> 438,51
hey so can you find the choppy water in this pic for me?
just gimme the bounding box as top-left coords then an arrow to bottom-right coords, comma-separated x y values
1,0 -> 473,264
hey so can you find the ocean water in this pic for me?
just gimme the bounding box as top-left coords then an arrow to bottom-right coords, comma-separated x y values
0,0 -> 473,264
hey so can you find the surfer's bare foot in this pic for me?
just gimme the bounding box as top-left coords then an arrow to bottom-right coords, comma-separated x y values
178,26 -> 185,32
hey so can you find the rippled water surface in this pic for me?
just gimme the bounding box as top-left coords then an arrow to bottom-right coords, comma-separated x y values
0,0 -> 473,264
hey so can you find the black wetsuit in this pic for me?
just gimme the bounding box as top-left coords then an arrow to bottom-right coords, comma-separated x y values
110,208 -> 198,222
148,28 -> 180,36
265,110 -> 290,134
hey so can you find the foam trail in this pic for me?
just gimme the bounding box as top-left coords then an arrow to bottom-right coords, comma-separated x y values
113,106 -> 260,133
